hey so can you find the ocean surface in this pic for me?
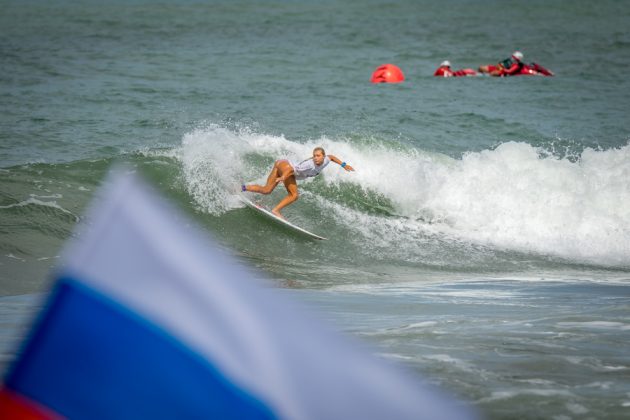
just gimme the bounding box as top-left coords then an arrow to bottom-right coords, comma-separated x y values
1,0 -> 629,418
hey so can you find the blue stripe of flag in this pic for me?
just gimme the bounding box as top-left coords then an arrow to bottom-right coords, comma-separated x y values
5,277 -> 278,420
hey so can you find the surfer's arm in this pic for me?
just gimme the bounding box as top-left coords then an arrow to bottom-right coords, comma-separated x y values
328,155 -> 355,172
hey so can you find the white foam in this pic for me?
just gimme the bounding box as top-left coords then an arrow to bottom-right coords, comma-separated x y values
565,403 -> 588,415
423,354 -> 491,379
360,321 -> 440,336
30,193 -> 62,199
478,389 -> 574,403
177,126 -> 248,215
340,141 -> 629,267
419,142 -> 630,267
0,197 -> 79,222
177,126 -> 630,267
557,321 -> 630,330
565,356 -> 628,371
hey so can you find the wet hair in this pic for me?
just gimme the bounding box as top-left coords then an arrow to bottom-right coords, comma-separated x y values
313,147 -> 326,156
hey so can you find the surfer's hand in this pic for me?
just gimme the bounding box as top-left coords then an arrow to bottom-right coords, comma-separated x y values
344,164 -> 355,172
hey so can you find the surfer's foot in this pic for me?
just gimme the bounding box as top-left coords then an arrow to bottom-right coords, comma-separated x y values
241,184 -> 247,192
271,209 -> 285,219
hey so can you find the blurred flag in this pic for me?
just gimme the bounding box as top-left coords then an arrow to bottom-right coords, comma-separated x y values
0,170 -> 473,419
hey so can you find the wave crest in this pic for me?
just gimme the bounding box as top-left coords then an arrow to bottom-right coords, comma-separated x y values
178,126 -> 630,267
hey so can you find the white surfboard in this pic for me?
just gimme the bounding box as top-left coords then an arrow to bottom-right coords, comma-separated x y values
239,193 -> 327,241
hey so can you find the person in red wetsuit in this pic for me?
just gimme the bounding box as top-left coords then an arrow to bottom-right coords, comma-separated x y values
479,51 -> 524,76
434,60 -> 455,77
434,61 -> 478,77
499,51 -> 525,76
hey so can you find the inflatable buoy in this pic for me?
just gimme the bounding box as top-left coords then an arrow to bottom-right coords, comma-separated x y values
370,64 -> 405,83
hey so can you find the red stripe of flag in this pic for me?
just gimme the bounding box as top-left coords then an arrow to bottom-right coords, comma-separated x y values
0,387 -> 63,419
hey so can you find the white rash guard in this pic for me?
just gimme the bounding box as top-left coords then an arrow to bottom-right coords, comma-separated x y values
290,156 -> 331,180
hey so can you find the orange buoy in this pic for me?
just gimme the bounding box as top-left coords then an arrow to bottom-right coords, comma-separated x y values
370,64 -> 405,83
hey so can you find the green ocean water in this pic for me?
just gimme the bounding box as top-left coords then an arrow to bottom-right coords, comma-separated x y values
1,1 -> 630,418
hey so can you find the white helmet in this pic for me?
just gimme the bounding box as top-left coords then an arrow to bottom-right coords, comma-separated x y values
512,51 -> 524,61
440,60 -> 451,67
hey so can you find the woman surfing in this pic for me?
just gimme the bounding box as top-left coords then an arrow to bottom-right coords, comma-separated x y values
242,147 -> 354,218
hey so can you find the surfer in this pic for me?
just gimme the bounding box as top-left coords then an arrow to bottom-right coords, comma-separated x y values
242,147 -> 354,218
